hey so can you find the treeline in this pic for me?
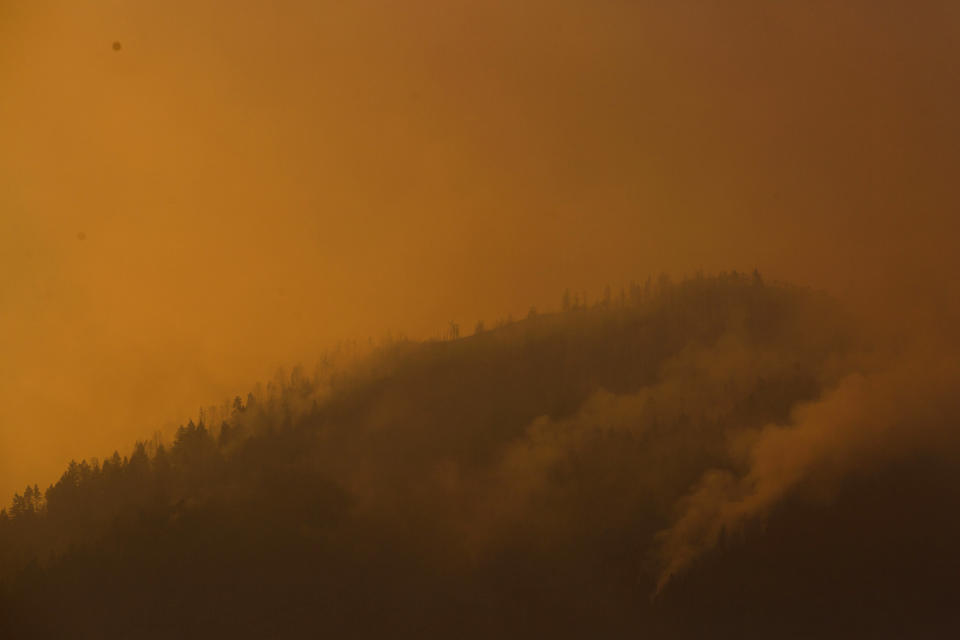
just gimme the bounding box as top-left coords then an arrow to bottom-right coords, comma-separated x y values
3,272 -> 956,638
0,371 -> 324,579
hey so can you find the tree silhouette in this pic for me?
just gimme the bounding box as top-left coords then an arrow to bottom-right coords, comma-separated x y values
3,273 -> 950,640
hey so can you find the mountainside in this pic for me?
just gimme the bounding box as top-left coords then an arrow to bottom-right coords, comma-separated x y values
2,273 -> 959,638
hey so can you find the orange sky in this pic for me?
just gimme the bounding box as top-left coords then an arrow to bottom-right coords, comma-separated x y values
2,0 -> 959,500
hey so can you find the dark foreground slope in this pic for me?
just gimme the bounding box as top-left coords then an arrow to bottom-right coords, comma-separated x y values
2,274 -> 959,638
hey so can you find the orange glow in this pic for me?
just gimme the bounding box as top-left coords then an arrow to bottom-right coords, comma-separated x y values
2,0 -> 959,502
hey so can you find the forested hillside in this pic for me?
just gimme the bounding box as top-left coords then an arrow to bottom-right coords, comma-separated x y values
2,273 -> 958,638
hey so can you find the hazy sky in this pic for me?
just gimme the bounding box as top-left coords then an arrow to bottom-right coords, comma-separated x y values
2,0 -> 959,499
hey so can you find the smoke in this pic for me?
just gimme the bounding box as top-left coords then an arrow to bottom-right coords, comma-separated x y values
464,316 -> 847,551
655,345 -> 960,592
4,0 -> 960,504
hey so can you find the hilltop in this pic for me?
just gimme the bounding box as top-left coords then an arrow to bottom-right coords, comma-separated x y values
2,273 -> 958,638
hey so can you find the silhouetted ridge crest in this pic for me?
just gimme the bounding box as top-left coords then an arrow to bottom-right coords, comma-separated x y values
4,273 -> 958,639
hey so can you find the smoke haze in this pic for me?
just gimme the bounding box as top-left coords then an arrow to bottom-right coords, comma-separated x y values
3,0 -> 960,530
